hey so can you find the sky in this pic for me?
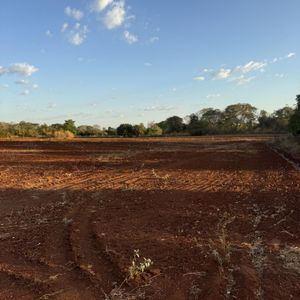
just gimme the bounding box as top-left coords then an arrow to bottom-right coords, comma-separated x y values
0,0 -> 300,127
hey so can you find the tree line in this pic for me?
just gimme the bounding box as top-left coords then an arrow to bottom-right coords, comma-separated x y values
1,95 -> 300,138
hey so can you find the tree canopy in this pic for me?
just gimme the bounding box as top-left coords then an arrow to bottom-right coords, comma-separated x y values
0,97 -> 299,138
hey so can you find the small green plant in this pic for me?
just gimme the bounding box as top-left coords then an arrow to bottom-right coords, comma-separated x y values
128,249 -> 153,279
104,250 -> 154,300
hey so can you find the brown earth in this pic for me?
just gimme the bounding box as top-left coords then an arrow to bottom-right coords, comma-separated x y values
0,136 -> 299,299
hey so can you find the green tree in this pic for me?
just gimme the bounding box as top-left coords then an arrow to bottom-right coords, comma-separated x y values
133,123 -> 146,136
117,124 -> 134,137
186,114 -> 205,135
63,119 -> 77,134
199,108 -> 222,132
146,122 -> 163,136
164,116 -> 185,134
288,95 -> 300,135
257,110 -> 276,131
77,125 -> 103,136
222,103 -> 257,132
106,127 -> 117,136
273,106 -> 294,131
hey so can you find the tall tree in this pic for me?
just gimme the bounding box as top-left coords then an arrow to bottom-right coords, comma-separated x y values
223,103 -> 257,132
117,124 -> 134,137
199,108 -> 222,132
273,106 -> 294,131
164,116 -> 185,134
63,119 -> 77,134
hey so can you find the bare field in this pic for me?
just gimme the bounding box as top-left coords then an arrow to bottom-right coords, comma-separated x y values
0,136 -> 299,299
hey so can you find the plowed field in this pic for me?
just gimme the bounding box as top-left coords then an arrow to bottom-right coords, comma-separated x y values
0,136 -> 299,299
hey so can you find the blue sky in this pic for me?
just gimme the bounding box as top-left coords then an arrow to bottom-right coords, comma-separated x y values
0,0 -> 300,127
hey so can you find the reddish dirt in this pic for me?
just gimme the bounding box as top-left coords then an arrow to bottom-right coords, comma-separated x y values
0,136 -> 299,299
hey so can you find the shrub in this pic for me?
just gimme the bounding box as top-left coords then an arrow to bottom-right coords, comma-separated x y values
289,113 -> 300,135
53,130 -> 75,139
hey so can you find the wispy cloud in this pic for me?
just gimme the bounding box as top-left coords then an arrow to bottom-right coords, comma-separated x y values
271,52 -> 296,63
67,23 -> 89,46
213,68 -> 232,80
235,61 -> 266,74
61,23 -> 69,33
229,75 -> 256,85
286,52 -> 296,58
65,6 -> 84,21
0,63 -> 38,77
21,89 -> 30,96
144,105 -> 176,112
47,103 -> 57,110
123,30 -> 138,44
196,52 -> 296,85
45,30 -> 53,37
15,79 -> 30,85
15,78 -> 39,95
148,36 -> 159,44
194,76 -> 205,81
206,94 -> 221,99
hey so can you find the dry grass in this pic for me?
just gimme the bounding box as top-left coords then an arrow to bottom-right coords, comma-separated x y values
280,246 -> 300,274
272,135 -> 300,156
53,130 -> 75,140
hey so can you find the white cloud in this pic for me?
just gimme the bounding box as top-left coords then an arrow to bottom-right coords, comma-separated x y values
144,105 -> 175,112
123,30 -> 138,44
45,30 -> 53,37
0,66 -> 6,75
15,79 -> 39,91
1,63 -> 39,77
235,61 -> 267,74
103,1 -> 126,29
61,23 -> 69,33
204,59 -> 268,84
230,75 -> 256,85
149,36 -> 159,43
194,76 -> 205,81
67,24 -> 89,46
271,52 -> 296,63
286,52 -> 296,58
213,68 -> 232,80
92,0 -> 114,12
65,6 -> 84,20
275,73 -> 287,78
206,94 -> 221,99
15,79 -> 29,85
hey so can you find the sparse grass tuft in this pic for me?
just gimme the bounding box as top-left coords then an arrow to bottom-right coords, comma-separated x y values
151,169 -> 170,181
272,135 -> 300,156
209,214 -> 235,274
128,249 -> 153,280
104,249 -> 153,300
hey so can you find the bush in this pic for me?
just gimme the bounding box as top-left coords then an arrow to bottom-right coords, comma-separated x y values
289,113 -> 300,135
117,124 -> 134,137
53,130 -> 75,139
146,124 -> 163,136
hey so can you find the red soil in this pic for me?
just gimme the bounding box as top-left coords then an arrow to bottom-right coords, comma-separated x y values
0,136 -> 299,299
